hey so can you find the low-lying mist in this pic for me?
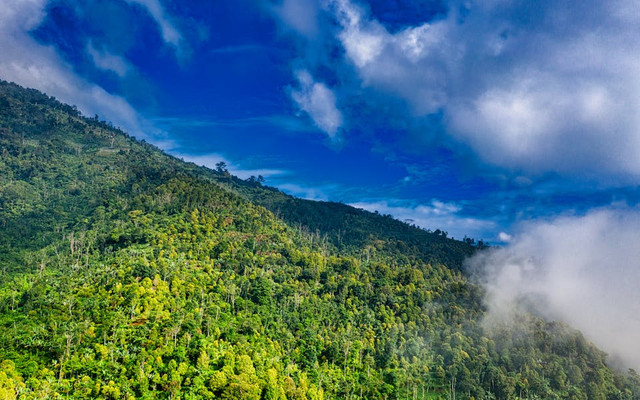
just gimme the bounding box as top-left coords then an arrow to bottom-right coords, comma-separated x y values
468,208 -> 640,370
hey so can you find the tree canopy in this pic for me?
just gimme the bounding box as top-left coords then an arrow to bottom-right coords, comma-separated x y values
0,80 -> 638,399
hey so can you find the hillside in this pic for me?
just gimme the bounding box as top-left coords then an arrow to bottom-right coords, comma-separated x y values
0,80 -> 638,399
213,179 -> 480,271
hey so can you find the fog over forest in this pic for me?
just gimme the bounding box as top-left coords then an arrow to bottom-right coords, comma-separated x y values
470,207 -> 640,370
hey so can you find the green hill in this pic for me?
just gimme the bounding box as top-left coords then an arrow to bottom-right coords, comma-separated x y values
0,80 -> 638,399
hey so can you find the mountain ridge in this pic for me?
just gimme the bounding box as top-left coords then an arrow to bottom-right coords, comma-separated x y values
1,79 -> 638,400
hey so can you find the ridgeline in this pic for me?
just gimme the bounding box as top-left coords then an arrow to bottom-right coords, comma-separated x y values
0,80 -> 638,399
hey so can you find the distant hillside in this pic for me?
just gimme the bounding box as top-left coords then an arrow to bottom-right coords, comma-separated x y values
183,171 -> 481,271
1,79 -> 638,399
216,179 -> 482,271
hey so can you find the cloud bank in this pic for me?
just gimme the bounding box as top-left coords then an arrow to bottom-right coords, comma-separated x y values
275,0 -> 640,181
469,208 -> 640,369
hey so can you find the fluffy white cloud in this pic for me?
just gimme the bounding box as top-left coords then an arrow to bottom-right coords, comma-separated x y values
0,0 -> 157,141
290,70 -> 344,139
330,0 -> 450,114
497,231 -> 512,243
469,207 -> 640,369
306,0 -> 640,180
349,199 -> 496,240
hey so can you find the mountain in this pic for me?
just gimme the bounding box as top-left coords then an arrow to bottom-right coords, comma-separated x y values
0,79 -> 638,399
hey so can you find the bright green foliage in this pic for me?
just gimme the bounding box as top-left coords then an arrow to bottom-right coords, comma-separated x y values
0,360 -> 25,399
0,80 -> 639,399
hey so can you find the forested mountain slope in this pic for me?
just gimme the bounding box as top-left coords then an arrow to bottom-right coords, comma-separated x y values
213,180 -> 480,271
0,80 -> 638,399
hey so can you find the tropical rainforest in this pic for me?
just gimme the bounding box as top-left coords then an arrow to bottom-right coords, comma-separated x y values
0,79 -> 639,399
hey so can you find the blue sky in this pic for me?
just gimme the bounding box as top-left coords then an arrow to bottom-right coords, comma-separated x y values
3,0 -> 640,243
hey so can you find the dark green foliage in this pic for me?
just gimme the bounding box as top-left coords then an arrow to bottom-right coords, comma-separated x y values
0,80 -> 638,399
208,179 -> 480,271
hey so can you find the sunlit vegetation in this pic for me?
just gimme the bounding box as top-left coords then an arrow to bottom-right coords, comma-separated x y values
1,80 -> 639,399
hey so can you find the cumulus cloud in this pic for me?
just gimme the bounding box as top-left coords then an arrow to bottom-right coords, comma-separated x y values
290,70 -> 344,139
330,0 -> 451,114
349,199 -> 496,240
87,41 -> 130,77
0,0 -> 158,141
275,0 -> 640,181
469,207 -> 640,369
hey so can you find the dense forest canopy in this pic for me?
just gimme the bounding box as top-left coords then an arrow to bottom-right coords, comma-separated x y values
1,79 -> 639,399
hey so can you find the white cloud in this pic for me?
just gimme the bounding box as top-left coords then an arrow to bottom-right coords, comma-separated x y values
497,231 -> 512,243
269,0 -> 321,38
174,152 -> 287,181
125,0 -> 182,50
329,0 -> 451,114
348,199 -> 496,240
469,207 -> 640,369
87,41 -> 130,77
316,0 -> 640,181
290,70 -> 344,139
0,0 -> 159,141
277,182 -> 337,202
